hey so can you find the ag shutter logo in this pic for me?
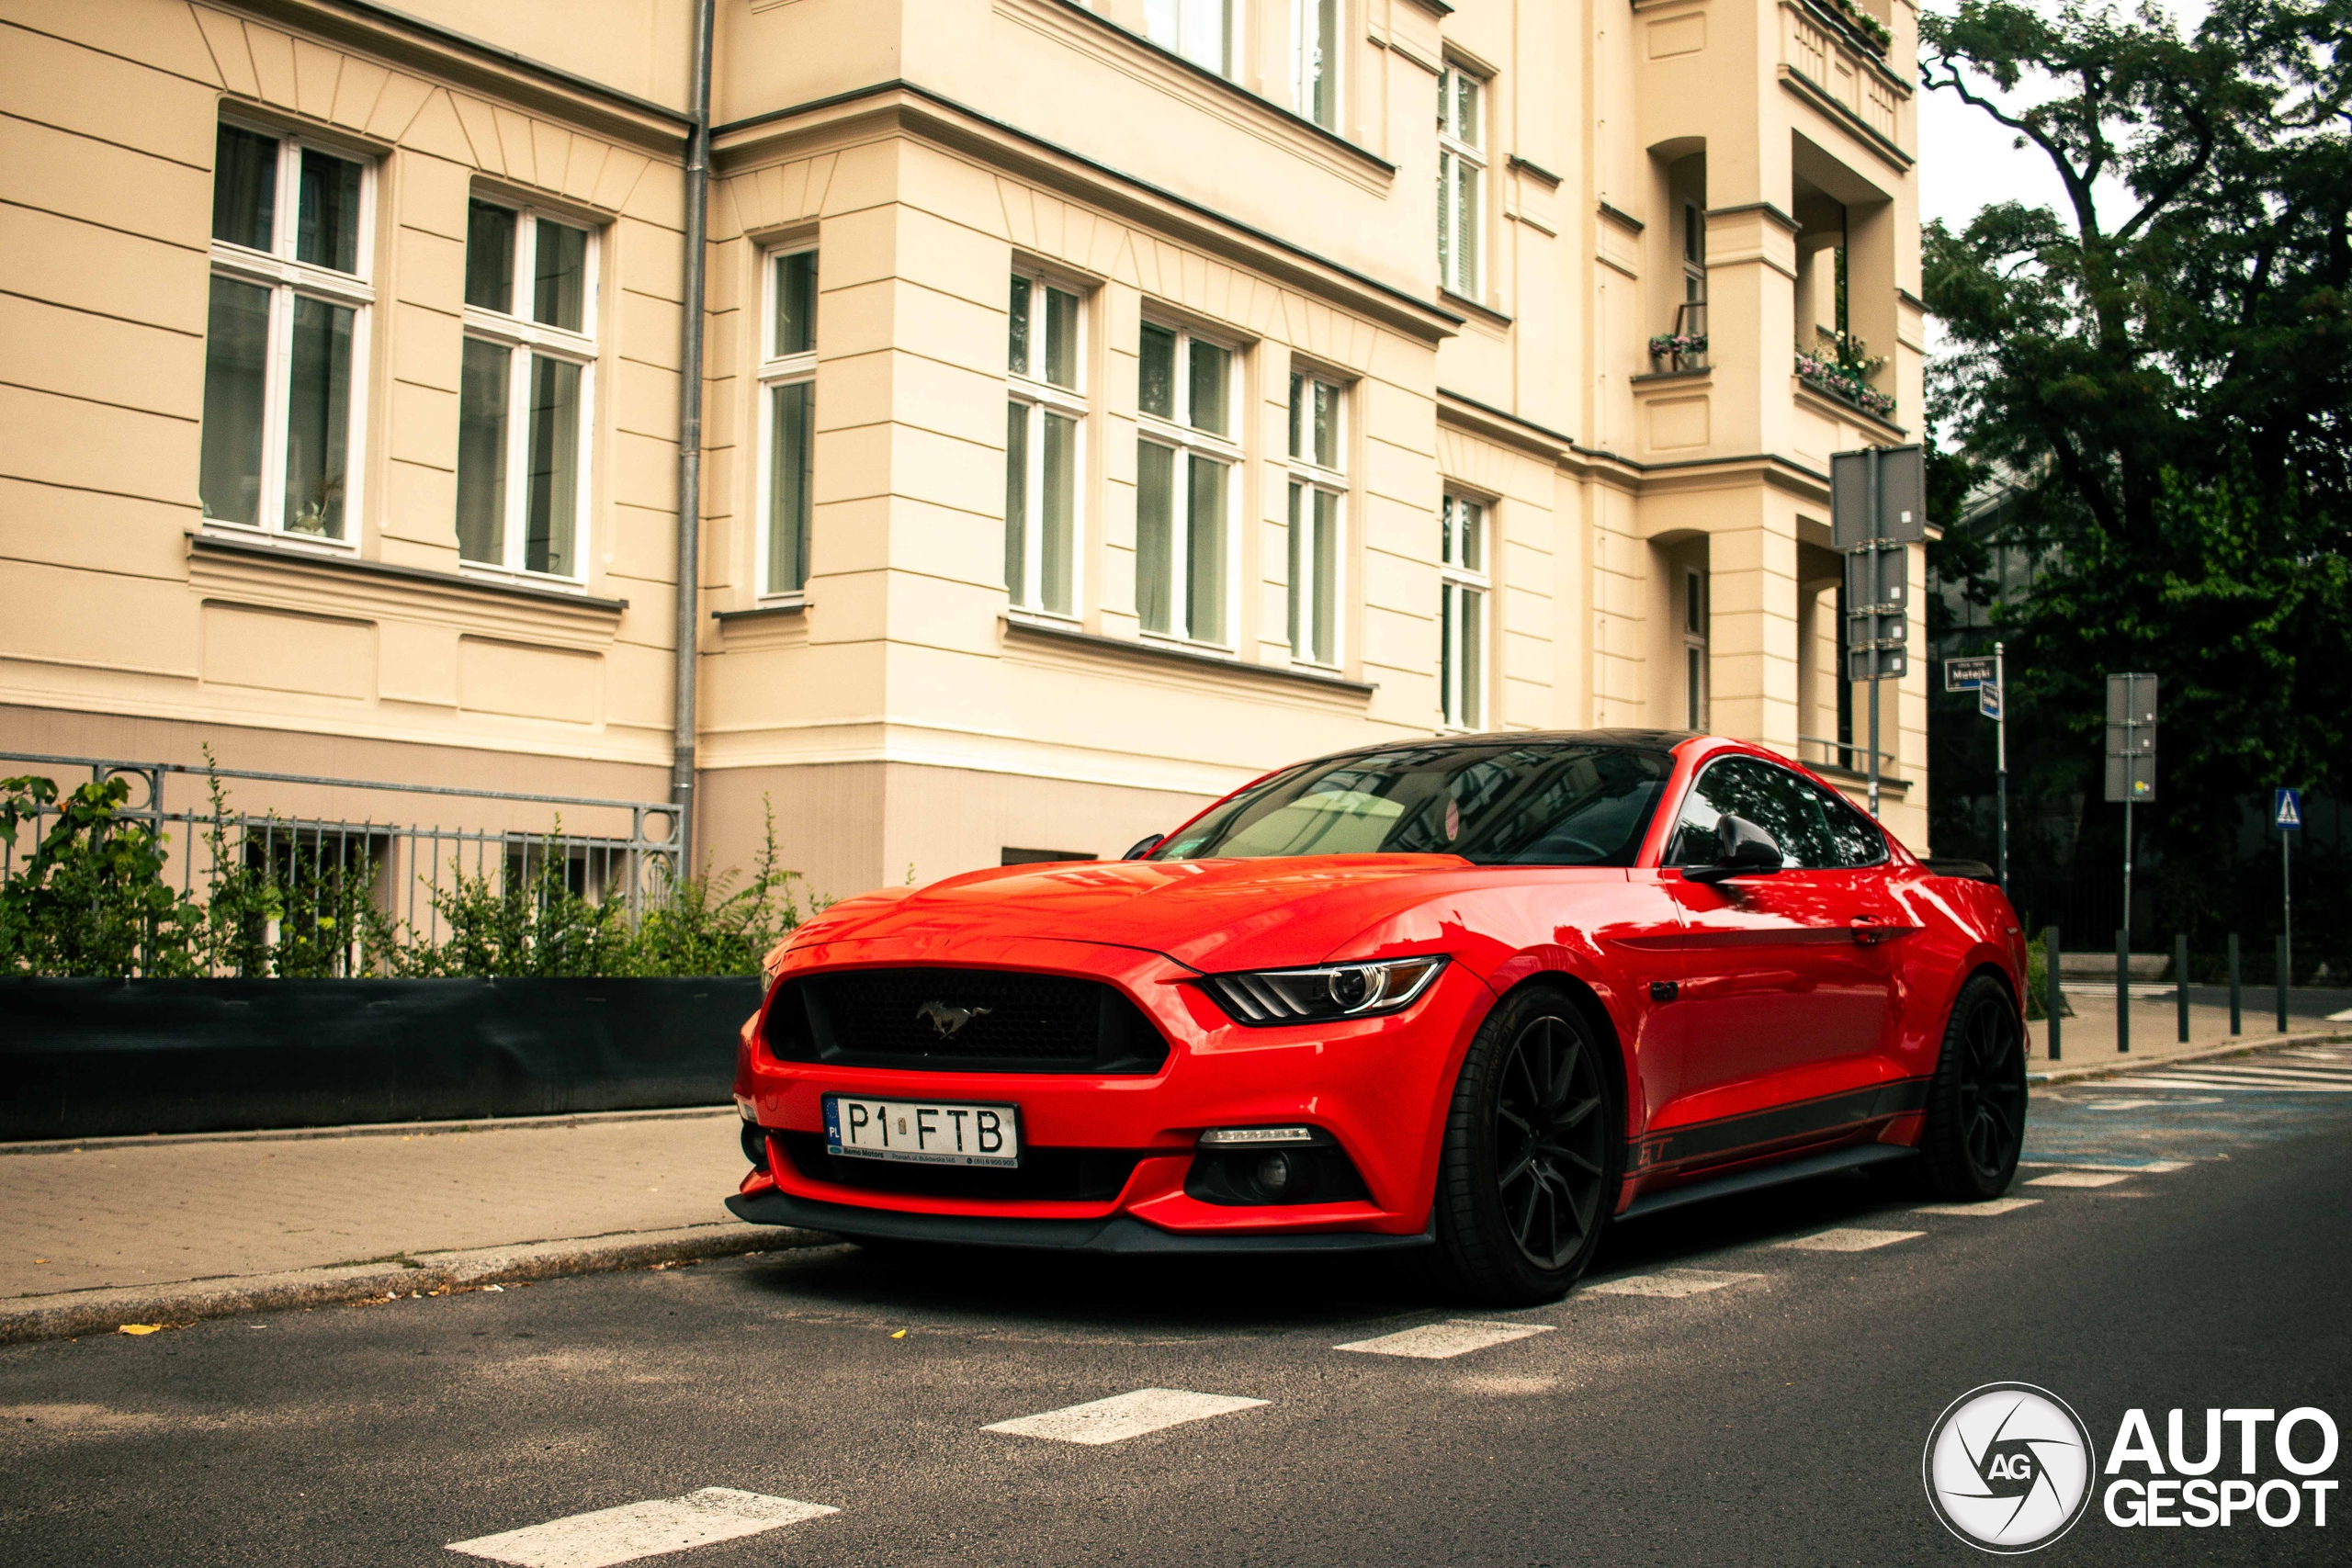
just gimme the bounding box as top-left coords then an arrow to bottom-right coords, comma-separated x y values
1923,1382 -> 2098,1553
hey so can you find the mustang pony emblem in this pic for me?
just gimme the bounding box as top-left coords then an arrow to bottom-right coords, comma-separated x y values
915,1000 -> 991,1040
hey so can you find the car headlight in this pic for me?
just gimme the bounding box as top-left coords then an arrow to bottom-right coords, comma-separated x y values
1201,955 -> 1448,1026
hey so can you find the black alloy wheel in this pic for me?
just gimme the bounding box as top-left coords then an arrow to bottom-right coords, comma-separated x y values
1920,973 -> 2029,1200
1426,987 -> 1622,1304
1493,1015 -> 1611,1269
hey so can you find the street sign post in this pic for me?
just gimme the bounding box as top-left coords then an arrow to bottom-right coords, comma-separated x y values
2104,673 -> 2157,946
1943,650 -> 2009,891
2276,787 -> 2301,992
1834,446 -> 1927,818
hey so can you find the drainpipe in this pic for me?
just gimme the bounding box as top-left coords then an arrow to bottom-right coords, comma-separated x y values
669,0 -> 716,867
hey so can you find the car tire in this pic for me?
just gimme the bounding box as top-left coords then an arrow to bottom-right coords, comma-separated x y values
1918,972 -> 2028,1201
1424,986 -> 1623,1305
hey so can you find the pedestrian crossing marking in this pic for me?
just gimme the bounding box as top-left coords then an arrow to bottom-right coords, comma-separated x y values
984,1388 -> 1267,1445
1912,1198 -> 2041,1216
447,1489 -> 835,1568
1587,1269 -> 1763,1298
1335,1319 -> 1556,1358
2028,1170 -> 2134,1188
1779,1227 -> 1923,1252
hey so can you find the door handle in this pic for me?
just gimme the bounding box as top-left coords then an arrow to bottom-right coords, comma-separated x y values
1850,916 -> 1914,945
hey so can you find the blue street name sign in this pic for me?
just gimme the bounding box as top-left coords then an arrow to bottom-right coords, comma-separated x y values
1978,684 -> 2002,721
2276,788 -> 2302,831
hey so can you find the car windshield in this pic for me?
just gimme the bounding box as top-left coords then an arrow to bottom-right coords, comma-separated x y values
1151,742 -> 1675,866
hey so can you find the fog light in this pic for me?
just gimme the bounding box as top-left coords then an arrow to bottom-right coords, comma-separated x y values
1198,1126 -> 1316,1146
1254,1152 -> 1295,1194
739,1118 -> 770,1173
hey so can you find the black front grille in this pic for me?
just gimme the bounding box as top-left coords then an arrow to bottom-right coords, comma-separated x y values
765,966 -> 1170,1075
777,1133 -> 1145,1201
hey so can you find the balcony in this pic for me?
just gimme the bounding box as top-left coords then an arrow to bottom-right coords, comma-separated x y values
1648,302 -> 1710,375
1779,0 -> 1906,160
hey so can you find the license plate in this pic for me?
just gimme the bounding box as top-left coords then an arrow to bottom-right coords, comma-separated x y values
822,1095 -> 1022,1168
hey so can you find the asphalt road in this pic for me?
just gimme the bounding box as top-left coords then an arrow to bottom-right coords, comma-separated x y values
5,1046 -> 2348,1567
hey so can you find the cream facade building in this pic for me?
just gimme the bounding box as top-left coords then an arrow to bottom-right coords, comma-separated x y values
0,0 -> 1930,906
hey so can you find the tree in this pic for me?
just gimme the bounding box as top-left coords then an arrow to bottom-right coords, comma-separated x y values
1919,0 -> 2351,969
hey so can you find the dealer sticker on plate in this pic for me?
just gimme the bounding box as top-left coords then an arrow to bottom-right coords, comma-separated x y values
822,1095 -> 1022,1168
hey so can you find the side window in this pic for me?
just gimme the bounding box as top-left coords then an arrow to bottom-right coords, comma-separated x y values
1669,758 -> 1838,870
1805,776 -> 1889,867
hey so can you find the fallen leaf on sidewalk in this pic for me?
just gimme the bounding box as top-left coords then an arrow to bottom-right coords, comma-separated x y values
891,1329 -> 907,1338
32,1258 -> 47,1265
484,1284 -> 504,1292
117,1325 -> 161,1336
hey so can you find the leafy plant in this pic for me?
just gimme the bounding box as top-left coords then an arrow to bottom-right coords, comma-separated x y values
0,775 -> 202,977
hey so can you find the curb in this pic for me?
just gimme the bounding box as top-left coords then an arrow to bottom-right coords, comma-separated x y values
0,1222 -> 838,1346
0,1103 -> 737,1158
2030,1032 -> 2351,1088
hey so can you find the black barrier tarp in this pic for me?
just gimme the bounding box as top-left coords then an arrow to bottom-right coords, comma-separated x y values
0,977 -> 763,1140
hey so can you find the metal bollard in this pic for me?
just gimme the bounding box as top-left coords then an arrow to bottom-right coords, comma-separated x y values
2117,929 -> 2131,1055
2176,933 -> 2190,1043
2228,933 -> 2242,1035
2045,924 -> 2062,1062
2277,935 -> 2290,1033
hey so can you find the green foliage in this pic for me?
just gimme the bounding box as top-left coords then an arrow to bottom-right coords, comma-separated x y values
0,772 -> 818,979
0,775 -> 201,978
1920,0 -> 2350,974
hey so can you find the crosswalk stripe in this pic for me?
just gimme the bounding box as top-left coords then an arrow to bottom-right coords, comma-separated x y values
984,1388 -> 1267,1445
2028,1170 -> 2134,1188
2105,1076 -> 2352,1094
1586,1269 -> 1763,1297
446,1489 -> 835,1568
1913,1198 -> 2041,1216
1335,1319 -> 1555,1358
1779,1227 -> 1923,1252
2190,1066 -> 2352,1083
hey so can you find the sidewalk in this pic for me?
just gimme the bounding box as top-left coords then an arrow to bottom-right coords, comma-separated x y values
2027,989 -> 2349,1083
0,1108 -> 829,1344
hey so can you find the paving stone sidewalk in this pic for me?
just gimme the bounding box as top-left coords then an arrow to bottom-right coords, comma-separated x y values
0,1108 -> 826,1342
2029,990 -> 2346,1080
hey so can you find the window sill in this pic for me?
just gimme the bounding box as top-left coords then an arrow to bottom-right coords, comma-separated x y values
1631,367 -> 1713,387
714,599 -> 809,624
187,531 -> 628,614
1001,613 -> 1375,695
198,522 -> 360,556
1440,288 -> 1513,328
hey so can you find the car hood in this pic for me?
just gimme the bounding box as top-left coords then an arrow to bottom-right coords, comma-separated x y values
785,855 -> 1486,973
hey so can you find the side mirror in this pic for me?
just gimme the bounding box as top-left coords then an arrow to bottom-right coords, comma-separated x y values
1685,814 -> 1782,884
1122,833 -> 1165,861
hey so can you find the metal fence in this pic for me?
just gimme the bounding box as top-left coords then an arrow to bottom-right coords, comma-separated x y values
1,751 -> 681,962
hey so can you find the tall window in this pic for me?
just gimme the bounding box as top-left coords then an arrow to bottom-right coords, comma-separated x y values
1684,567 -> 1710,729
1682,200 -> 1707,321
1293,0 -> 1340,129
760,249 -> 817,597
199,120 -> 372,541
1440,494 -> 1487,728
457,197 -> 595,578
1136,320 -> 1238,646
1147,0 -> 1233,76
1286,369 -> 1344,666
1437,64 -> 1485,299
1006,274 -> 1084,616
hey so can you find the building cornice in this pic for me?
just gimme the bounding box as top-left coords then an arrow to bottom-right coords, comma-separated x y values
219,0 -> 692,152
714,82 -> 1463,343
189,532 -> 628,620
1435,389 -> 1840,501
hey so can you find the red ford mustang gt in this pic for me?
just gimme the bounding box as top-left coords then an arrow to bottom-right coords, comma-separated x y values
727,730 -> 2029,1303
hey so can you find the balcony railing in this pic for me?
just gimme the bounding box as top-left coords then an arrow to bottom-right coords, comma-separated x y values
1648,300 -> 1709,373
1781,0 -> 1902,148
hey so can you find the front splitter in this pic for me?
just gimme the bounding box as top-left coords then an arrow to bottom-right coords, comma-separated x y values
727,1190 -> 1433,1255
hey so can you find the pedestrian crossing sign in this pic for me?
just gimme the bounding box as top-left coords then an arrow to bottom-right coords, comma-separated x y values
2275,788 -> 2301,830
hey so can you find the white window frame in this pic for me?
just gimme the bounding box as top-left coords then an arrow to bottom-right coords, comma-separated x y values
1285,367 -> 1346,668
1684,566 -> 1710,730
756,243 -> 818,603
1146,0 -> 1236,78
1440,492 -> 1488,729
1437,62 -> 1487,301
1136,318 -> 1242,649
1683,200 -> 1707,308
1006,271 -> 1089,620
203,116 -> 375,547
1291,0 -> 1341,130
458,195 -> 599,583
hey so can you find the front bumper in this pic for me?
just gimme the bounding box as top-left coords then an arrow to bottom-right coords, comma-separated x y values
731,934 -> 1491,1246
726,1188 -> 1435,1254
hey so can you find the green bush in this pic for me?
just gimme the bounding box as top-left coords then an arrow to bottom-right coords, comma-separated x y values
0,772 -> 819,980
